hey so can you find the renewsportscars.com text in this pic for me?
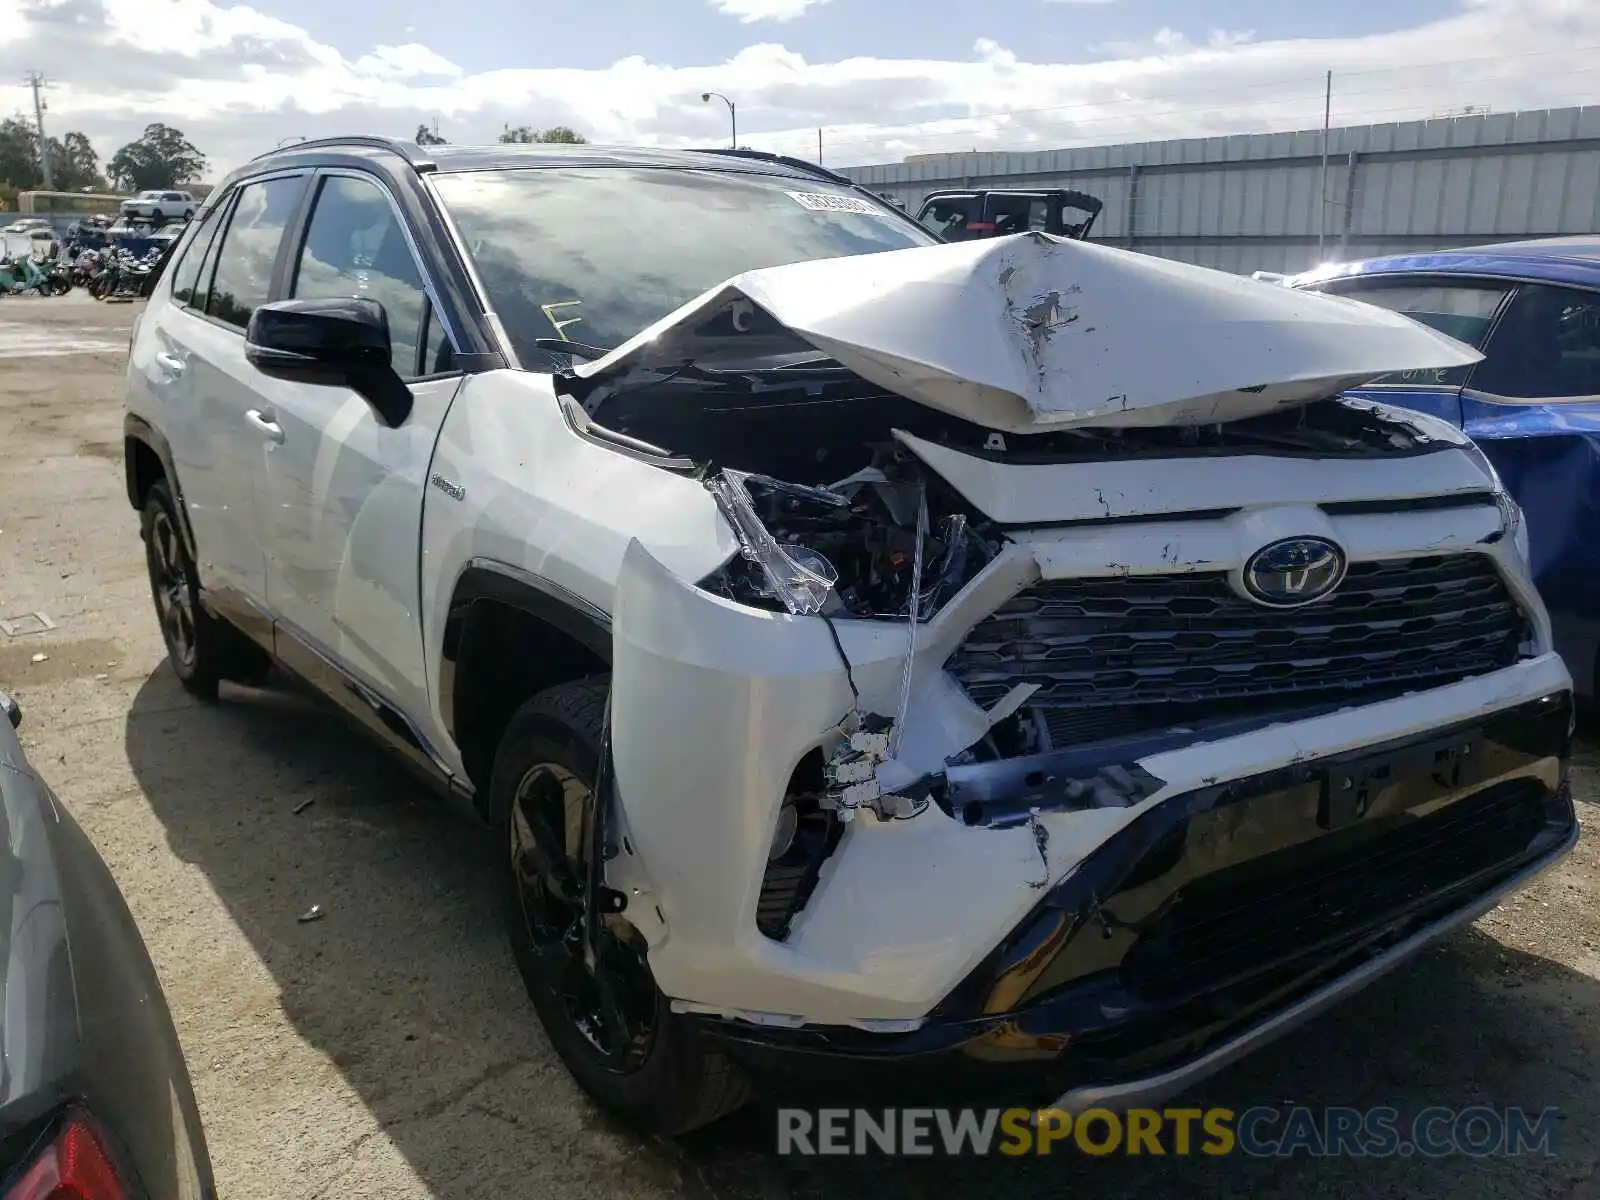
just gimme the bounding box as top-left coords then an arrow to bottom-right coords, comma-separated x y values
775,1106 -> 1560,1158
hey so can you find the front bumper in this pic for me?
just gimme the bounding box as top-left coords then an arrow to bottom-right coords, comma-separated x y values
699,691 -> 1576,1106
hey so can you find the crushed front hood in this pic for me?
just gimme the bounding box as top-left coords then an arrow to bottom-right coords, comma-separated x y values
575,232 -> 1481,434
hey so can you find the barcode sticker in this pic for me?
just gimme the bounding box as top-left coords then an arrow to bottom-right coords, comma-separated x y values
786,190 -> 884,215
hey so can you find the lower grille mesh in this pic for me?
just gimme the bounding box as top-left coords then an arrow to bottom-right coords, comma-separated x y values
1120,779 -> 1549,1002
948,554 -> 1526,744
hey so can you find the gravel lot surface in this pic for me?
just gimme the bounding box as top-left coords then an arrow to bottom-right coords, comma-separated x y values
2,291 -> 1598,1198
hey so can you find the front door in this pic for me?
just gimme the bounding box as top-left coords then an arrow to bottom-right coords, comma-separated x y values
257,170 -> 463,727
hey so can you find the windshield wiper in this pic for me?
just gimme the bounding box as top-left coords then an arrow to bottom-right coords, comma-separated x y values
533,338 -> 613,361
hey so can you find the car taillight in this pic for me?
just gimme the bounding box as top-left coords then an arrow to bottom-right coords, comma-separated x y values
3,1108 -> 128,1200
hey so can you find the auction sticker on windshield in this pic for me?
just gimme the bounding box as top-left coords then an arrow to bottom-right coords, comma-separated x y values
786,191 -> 888,216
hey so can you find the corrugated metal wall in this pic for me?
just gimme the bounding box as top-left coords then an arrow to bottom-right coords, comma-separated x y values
841,106 -> 1600,274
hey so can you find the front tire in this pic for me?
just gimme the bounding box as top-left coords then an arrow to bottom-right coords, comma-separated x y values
140,480 -> 271,700
490,677 -> 751,1134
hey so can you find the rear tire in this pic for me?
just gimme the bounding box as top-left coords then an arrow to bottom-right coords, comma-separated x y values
491,677 -> 751,1134
140,480 -> 272,700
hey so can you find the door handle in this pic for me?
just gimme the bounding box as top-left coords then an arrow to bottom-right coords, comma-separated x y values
245,408 -> 285,444
154,350 -> 185,375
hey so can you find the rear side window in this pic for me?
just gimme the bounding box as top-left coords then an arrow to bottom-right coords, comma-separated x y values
169,199 -> 229,307
1315,278 -> 1511,388
988,195 -> 1049,235
205,175 -> 307,330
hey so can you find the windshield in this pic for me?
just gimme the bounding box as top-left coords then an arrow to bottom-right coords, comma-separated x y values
431,165 -> 936,367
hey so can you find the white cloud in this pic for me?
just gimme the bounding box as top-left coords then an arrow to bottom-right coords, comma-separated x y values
353,43 -> 461,79
708,0 -> 829,23
6,0 -> 1598,179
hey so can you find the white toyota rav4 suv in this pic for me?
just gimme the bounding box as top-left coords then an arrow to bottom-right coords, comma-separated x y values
123,136 -> 1577,1133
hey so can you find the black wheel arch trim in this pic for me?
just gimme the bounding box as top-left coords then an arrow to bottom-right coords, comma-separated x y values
438,558 -> 613,745
123,414 -> 197,561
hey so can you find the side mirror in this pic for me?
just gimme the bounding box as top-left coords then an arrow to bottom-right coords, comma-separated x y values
245,297 -> 392,377
245,297 -> 412,427
0,690 -> 20,729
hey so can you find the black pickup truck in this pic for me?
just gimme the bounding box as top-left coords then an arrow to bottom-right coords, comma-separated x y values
915,188 -> 1102,241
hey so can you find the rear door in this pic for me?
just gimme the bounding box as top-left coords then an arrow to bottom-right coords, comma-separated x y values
257,169 -> 463,724
141,174 -> 309,622
1306,275 -> 1515,426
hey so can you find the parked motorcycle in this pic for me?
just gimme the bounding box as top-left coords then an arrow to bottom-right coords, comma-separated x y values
69,248 -> 102,290
0,254 -> 70,296
90,246 -> 161,302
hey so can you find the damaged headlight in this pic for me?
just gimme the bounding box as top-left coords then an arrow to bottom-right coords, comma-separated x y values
700,463 -> 997,620
704,471 -> 845,615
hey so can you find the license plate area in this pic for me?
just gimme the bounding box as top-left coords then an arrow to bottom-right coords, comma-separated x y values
1318,728 -> 1482,830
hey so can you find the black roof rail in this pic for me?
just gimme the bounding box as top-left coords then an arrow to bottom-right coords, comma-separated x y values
250,135 -> 438,172
687,147 -> 858,188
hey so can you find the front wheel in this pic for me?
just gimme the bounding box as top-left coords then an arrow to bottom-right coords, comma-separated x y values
490,678 -> 751,1134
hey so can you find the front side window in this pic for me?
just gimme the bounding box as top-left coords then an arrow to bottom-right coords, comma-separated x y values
1473,283 -> 1600,400
1313,277 -> 1512,388
918,197 -> 975,239
291,174 -> 439,378
206,174 -> 306,330
432,167 -> 935,367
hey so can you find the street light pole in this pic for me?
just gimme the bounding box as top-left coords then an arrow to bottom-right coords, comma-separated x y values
701,91 -> 736,148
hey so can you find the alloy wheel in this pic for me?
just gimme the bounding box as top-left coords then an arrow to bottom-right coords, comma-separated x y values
148,509 -> 197,669
509,760 -> 656,1072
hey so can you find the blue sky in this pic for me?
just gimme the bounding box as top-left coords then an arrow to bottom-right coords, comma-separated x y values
5,0 -> 1595,174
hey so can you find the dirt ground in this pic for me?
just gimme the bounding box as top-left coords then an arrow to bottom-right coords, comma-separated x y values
3,291 -> 1600,1198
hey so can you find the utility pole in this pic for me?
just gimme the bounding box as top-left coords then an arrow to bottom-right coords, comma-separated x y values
817,128 -> 823,165
1317,69 -> 1331,260
24,71 -> 53,189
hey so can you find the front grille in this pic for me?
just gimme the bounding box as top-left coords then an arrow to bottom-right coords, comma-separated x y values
1120,779 -> 1550,1003
947,553 -> 1526,744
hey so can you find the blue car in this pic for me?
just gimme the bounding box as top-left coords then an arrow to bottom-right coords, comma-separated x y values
1288,237 -> 1600,699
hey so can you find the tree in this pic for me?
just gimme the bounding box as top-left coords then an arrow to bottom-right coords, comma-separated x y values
51,132 -> 105,191
415,123 -> 447,145
108,124 -> 206,191
0,117 -> 42,191
498,125 -> 588,144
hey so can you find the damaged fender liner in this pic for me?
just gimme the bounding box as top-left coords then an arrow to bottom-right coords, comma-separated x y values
695,692 -> 1573,1106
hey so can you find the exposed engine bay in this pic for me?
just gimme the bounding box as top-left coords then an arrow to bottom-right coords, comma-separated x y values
555,357 -> 1493,844
562,357 -> 1446,633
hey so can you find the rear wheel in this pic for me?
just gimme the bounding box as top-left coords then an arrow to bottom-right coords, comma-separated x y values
491,677 -> 751,1134
140,480 -> 271,700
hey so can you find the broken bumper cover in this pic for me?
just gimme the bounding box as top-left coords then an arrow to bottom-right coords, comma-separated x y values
694,691 -> 1576,1106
